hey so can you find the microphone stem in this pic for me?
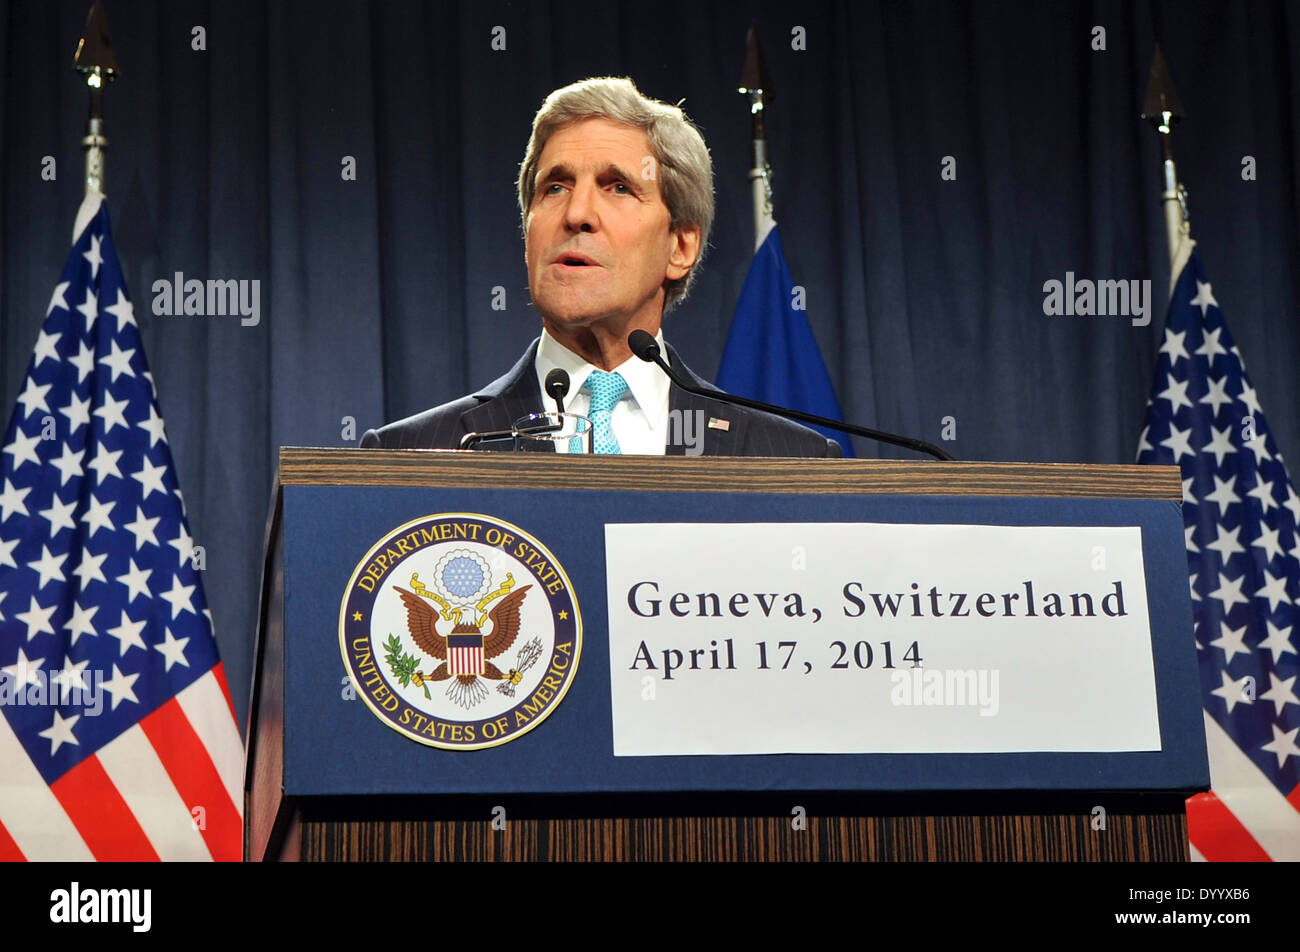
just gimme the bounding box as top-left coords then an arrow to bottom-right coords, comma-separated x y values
648,353 -> 955,461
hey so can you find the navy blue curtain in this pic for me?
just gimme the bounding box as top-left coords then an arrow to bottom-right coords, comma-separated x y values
3,0 -> 1298,733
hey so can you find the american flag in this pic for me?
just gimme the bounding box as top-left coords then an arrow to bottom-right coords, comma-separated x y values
1137,242 -> 1300,861
447,633 -> 484,676
0,196 -> 242,861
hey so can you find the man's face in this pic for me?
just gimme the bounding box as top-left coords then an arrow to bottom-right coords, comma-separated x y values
525,118 -> 700,339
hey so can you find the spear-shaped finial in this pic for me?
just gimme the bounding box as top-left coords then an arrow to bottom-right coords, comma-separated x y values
1141,43 -> 1184,138
73,0 -> 119,199
1141,43 -> 1189,267
738,25 -> 775,249
738,24 -> 773,108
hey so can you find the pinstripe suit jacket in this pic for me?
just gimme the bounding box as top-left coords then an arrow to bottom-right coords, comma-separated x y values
359,338 -> 841,458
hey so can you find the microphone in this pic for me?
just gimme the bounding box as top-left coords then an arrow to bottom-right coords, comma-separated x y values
460,370 -> 571,450
545,368 -> 570,414
627,329 -> 955,461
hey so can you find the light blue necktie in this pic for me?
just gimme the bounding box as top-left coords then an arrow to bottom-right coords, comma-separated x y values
584,370 -> 629,454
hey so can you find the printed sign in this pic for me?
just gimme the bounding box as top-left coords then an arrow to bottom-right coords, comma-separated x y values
606,522 -> 1161,756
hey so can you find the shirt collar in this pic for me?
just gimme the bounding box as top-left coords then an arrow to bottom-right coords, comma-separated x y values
535,328 -> 671,422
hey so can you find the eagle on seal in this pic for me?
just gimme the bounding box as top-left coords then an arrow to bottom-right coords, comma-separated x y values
393,583 -> 532,708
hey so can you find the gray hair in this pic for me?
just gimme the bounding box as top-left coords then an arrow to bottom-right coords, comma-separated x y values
518,77 -> 714,311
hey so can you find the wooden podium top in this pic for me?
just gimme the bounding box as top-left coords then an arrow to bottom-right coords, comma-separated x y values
278,447 -> 1181,500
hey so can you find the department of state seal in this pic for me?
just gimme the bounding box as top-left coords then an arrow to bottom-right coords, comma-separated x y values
339,513 -> 581,750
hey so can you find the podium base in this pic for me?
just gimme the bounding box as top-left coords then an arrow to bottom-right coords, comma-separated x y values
255,792 -> 1189,861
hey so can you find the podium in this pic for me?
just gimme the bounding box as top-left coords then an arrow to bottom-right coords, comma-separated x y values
245,448 -> 1207,861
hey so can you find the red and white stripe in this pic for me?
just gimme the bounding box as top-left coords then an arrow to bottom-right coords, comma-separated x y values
1187,711 -> 1300,861
0,664 -> 243,862
450,646 -> 482,676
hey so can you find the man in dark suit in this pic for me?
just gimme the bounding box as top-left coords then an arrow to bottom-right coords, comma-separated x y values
360,336 -> 838,457
361,77 -> 840,459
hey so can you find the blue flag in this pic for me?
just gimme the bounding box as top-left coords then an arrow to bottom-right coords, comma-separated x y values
717,227 -> 853,455
1136,247 -> 1300,861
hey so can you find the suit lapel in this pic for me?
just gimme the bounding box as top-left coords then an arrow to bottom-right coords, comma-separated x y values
664,345 -> 746,457
458,340 -> 548,444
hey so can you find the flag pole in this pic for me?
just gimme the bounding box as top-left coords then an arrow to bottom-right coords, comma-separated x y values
1141,44 -> 1191,287
721,24 -> 869,458
738,25 -> 775,252
72,0 -> 118,235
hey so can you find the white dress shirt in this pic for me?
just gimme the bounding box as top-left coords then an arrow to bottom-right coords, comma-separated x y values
533,328 -> 671,454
